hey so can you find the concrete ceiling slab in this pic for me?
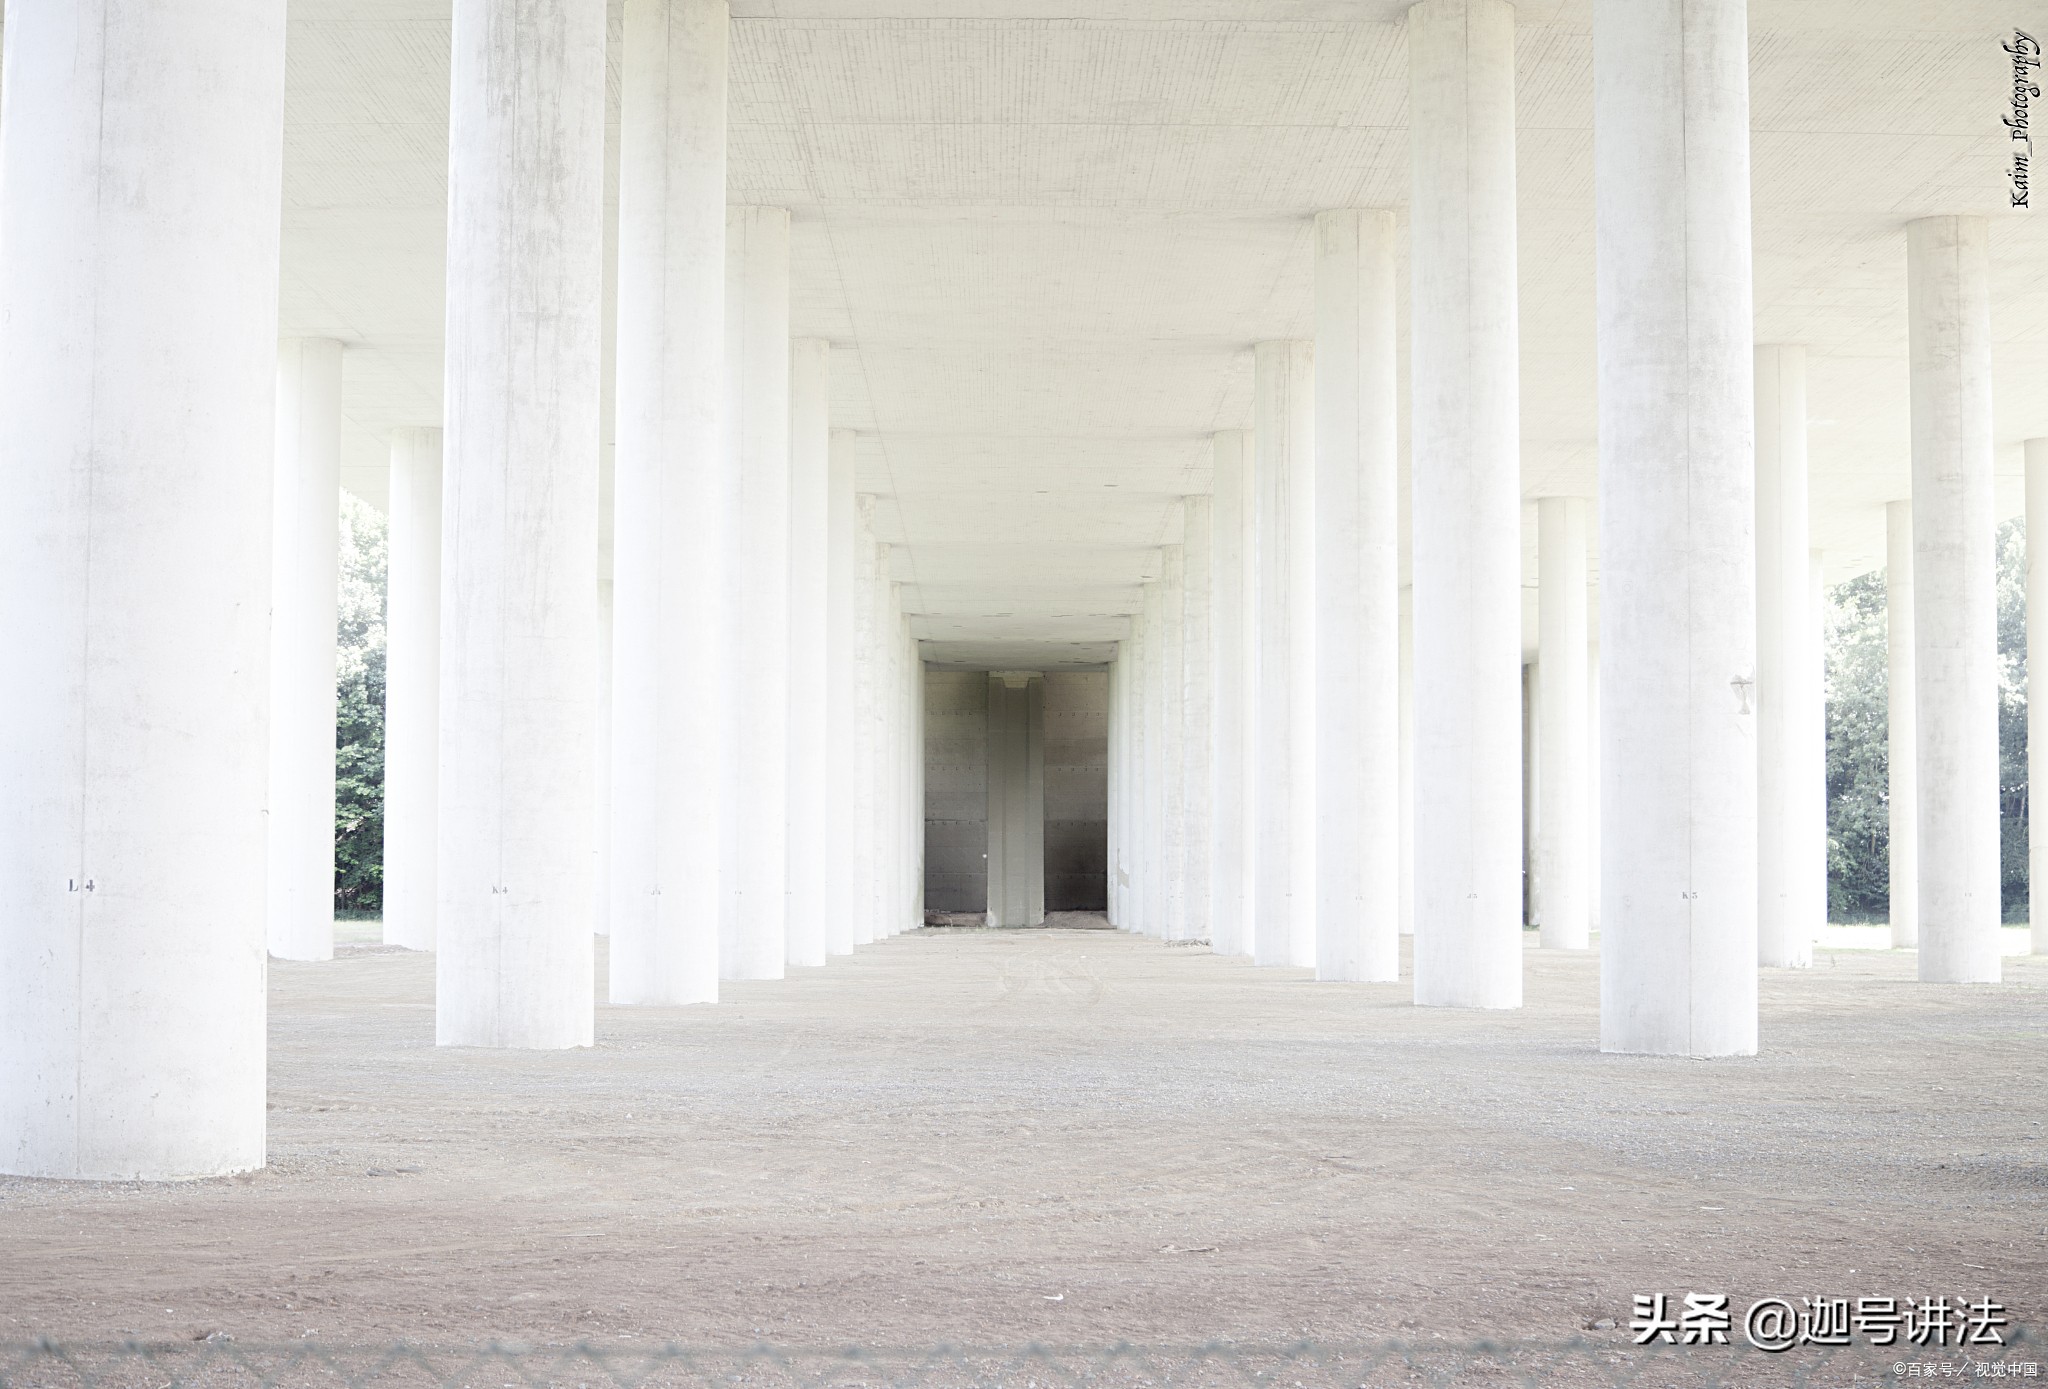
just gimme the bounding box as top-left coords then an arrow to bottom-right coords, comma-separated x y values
282,0 -> 2048,667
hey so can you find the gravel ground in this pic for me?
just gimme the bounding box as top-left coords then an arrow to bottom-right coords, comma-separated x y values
1,927 -> 2043,1353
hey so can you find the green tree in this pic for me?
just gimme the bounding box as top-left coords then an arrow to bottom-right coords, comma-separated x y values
1824,570 -> 1890,920
335,493 -> 387,917
1997,518 -> 2029,919
1825,517 -> 2029,923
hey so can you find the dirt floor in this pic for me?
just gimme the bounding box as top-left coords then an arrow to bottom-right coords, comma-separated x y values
2,926 -> 2045,1353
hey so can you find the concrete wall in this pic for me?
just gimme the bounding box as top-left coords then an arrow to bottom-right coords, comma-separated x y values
923,670 -> 988,912
1045,671 -> 1110,911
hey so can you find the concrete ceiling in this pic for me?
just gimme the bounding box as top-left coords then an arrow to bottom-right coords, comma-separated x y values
283,0 -> 2048,668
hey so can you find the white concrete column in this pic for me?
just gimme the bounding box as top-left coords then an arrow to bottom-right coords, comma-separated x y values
2029,442 -> 2048,954
1909,215 -> 2001,984
1887,499 -> 1918,948
881,569 -> 905,936
892,561 -> 909,938
1129,625 -> 1143,934
1536,497 -> 1591,950
722,206 -> 793,980
856,526 -> 888,946
1313,208 -> 1401,982
1146,602 -> 1163,942
879,579 -> 898,938
1106,645 -> 1118,926
1399,587 -> 1416,937
1181,498 -> 1215,946
1755,344 -> 1820,969
912,613 -> 927,930
1208,431 -> 1253,956
1252,340 -> 1317,968
787,338 -> 832,967
876,568 -> 897,939
1127,619 -> 1150,934
608,0 -> 727,1005
1122,632 -> 1137,931
385,428 -> 444,951
905,624 -> 918,932
1818,549 -> 1835,950
895,607 -> 907,938
1139,581 -> 1164,936
1115,626 -> 1138,930
900,602 -> 922,934
1131,614 -> 1146,934
1524,661 -> 1541,925
826,431 -> 861,957
0,0 -> 286,1178
1131,620 -> 1149,933
1130,602 -> 1146,934
1153,580 -> 1172,942
268,338 -> 345,963
1107,647 -> 1124,927
986,674 -> 1047,928
851,505 -> 879,946
595,494 -> 613,942
593,28 -> 623,946
1409,0 -> 1523,1009
1586,636 -> 1602,930
1159,547 -> 1190,939
1594,0 -> 1758,1055
438,0 -> 606,1049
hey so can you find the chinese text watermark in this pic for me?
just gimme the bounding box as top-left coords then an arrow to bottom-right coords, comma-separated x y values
1629,1294 -> 2012,1353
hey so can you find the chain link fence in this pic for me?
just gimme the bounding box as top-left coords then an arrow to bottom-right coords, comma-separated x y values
1,1333 -> 2035,1389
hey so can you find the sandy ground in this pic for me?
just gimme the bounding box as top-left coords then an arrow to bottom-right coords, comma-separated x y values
2,926 -> 2045,1353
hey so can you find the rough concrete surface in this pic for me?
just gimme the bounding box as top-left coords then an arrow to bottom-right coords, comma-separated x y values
2,928 -> 2043,1349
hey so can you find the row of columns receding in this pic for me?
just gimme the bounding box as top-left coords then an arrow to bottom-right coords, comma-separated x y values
0,0 -> 939,1182
272,233 -> 932,1015
1098,1 -> 2030,1060
0,0 -> 2032,1185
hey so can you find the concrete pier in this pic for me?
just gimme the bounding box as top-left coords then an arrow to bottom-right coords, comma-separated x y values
268,337 -> 345,964
1755,344 -> 1822,970
1908,215 -> 2001,985
608,0 -> 728,1005
436,0 -> 606,1050
1409,0 -> 1523,1010
0,0 -> 288,1176
384,428 -> 444,953
722,206 -> 793,981
1536,497 -> 1590,953
1251,340 -> 1316,969
1887,499 -> 1918,950
1594,0 -> 1758,1055
1312,208 -> 1401,983
1208,431 -> 1253,958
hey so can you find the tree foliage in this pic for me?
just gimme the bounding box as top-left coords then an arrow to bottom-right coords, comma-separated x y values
1996,518 -> 2029,918
335,493 -> 387,917
1824,570 -> 1890,919
1825,517 -> 2028,922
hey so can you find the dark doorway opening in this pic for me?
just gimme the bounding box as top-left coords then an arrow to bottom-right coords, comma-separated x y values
921,667 -> 1108,923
